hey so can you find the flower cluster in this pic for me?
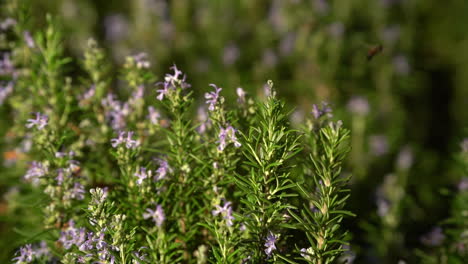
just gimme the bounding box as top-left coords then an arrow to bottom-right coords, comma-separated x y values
156,64 -> 190,100
24,161 -> 48,185
12,242 -> 50,264
101,93 -> 130,131
111,131 -> 140,149
264,231 -> 277,257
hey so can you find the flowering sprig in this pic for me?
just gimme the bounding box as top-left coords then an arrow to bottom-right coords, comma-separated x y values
155,64 -> 191,102
205,83 -> 223,111
111,131 -> 140,149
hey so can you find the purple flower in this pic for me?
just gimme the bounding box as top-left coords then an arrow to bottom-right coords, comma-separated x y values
205,84 -> 222,111
125,131 -> 140,149
0,53 -> 15,76
135,167 -> 152,185
24,161 -> 48,185
147,106 -> 161,125
12,244 -> 34,263
264,231 -> 277,257
58,220 -> 87,249
101,94 -> 129,131
133,247 -> 148,263
457,178 -> 468,192
23,31 -> 35,48
156,65 -> 191,100
347,96 -> 369,115
165,64 -> 190,89
111,131 -> 140,149
236,87 -> 246,104
143,204 -> 165,227
311,102 -> 332,119
67,182 -> 86,200
212,200 -> 235,226
0,81 -> 14,105
300,248 -> 312,260
104,14 -> 129,42
154,158 -> 171,181
0,18 -> 16,30
196,106 -> 211,134
376,196 -> 390,217
78,85 -> 96,106
396,146 -> 413,170
369,135 -> 389,156
35,241 -> 50,258
279,32 -> 296,56
132,53 -> 151,69
222,44 -> 240,66
26,112 -> 48,130
156,81 -> 170,101
78,232 -> 95,251
393,55 -> 410,75
421,227 -> 445,247
460,138 -> 468,153
95,232 -> 107,250
217,125 -> 241,151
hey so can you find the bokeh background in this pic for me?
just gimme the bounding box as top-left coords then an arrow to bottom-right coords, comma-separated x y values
1,0 -> 467,263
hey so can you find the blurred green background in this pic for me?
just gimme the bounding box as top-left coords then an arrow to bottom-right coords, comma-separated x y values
1,0 -> 468,263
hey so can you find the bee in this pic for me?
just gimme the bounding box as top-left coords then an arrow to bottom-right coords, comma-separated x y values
367,44 -> 383,61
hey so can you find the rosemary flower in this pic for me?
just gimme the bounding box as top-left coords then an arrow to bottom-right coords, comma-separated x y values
147,106 -> 161,125
0,81 -> 13,105
212,200 -> 234,226
134,167 -> 152,185
132,52 -> 151,69
236,87 -> 246,104
24,161 -> 48,185
154,158 -> 171,181
196,106 -> 211,134
264,231 -> 277,257
156,64 -> 191,100
0,53 -> 15,76
347,96 -> 369,115
143,204 -> 165,227
311,102 -> 332,119
205,84 -> 222,111
23,31 -> 36,48
420,227 -> 445,247
58,220 -> 87,249
111,131 -> 140,149
12,244 -> 34,263
26,112 -> 48,130
217,125 -> 241,151
0,18 -> 16,30
369,135 -> 389,156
